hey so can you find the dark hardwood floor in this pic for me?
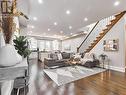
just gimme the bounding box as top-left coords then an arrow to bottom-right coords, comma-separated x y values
12,59 -> 126,95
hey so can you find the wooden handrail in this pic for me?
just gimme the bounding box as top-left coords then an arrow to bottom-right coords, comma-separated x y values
77,21 -> 99,52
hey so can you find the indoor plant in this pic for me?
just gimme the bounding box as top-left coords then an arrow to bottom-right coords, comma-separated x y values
99,54 -> 108,60
13,36 -> 31,58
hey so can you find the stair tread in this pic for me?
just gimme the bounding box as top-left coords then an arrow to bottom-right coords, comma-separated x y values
103,28 -> 109,32
96,36 -> 101,38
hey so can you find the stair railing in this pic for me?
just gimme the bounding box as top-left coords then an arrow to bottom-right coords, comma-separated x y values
78,15 -> 115,53
77,21 -> 99,52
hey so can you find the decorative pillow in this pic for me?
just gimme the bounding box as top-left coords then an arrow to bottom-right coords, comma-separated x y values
74,53 -> 81,59
0,44 -> 22,67
57,53 -> 63,60
61,52 -> 70,59
81,58 -> 93,65
84,53 -> 94,59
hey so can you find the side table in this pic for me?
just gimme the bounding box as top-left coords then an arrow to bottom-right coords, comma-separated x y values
99,58 -> 110,69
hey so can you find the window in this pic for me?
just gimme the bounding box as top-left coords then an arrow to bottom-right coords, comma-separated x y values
45,41 -> 51,51
28,38 -> 37,51
52,40 -> 59,50
35,39 -> 61,51
38,40 -> 45,51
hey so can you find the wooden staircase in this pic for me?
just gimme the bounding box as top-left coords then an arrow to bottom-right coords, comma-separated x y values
80,11 -> 126,53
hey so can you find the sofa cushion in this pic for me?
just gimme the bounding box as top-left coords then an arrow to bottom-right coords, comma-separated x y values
61,52 -> 70,59
50,53 -> 58,60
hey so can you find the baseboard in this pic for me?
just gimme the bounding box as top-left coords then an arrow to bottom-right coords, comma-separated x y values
104,65 -> 125,72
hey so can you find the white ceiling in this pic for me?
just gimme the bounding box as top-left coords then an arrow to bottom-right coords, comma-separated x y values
18,0 -> 126,39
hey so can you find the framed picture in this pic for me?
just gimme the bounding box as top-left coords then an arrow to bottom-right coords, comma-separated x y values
103,39 -> 119,51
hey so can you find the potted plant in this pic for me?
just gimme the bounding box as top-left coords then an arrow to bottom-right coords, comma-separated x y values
99,54 -> 108,60
13,36 -> 31,58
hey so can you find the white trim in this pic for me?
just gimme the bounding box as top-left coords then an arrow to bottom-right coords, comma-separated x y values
104,65 -> 125,72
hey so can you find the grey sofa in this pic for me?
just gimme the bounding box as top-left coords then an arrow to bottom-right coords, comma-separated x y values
82,59 -> 100,68
44,52 -> 100,68
44,52 -> 71,68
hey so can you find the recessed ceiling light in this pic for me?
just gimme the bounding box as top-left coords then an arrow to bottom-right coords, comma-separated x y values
54,22 -> 58,26
48,28 -> 50,31
84,17 -> 88,21
33,17 -> 37,21
38,0 -> 43,4
31,25 -> 35,29
66,10 -> 71,15
43,33 -> 46,35
114,1 -> 120,6
70,33 -> 73,35
69,26 -> 72,30
28,31 -> 33,34
60,31 -> 63,33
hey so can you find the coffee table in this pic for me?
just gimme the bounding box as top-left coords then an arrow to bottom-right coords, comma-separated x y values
65,60 -> 81,66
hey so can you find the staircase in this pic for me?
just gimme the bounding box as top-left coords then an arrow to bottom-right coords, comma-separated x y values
78,11 -> 126,53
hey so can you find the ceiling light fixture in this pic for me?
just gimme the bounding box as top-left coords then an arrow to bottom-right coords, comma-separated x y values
66,10 -> 71,15
84,17 -> 88,21
30,31 -> 32,33
60,31 -> 63,33
43,33 -> 46,35
69,26 -> 72,30
54,22 -> 58,26
38,0 -> 43,4
33,17 -> 37,21
70,33 -> 73,35
48,28 -> 50,31
114,1 -> 120,6
31,25 -> 35,29
28,31 -> 33,34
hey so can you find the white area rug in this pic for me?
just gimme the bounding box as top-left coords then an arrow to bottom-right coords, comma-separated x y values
43,66 -> 105,86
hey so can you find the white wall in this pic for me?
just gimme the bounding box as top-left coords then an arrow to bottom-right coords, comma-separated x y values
20,26 -> 27,36
90,16 -> 126,72
62,35 -> 86,53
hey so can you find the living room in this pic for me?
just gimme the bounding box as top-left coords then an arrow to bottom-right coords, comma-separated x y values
0,0 -> 126,95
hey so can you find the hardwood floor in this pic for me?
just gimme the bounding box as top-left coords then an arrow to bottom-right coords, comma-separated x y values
12,59 -> 126,95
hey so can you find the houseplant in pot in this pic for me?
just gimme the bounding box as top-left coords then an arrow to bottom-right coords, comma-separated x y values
13,36 -> 31,58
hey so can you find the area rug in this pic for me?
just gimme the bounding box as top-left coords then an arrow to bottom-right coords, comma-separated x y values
43,66 -> 106,86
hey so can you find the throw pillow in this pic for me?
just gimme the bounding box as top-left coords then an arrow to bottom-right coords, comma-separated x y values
74,53 -> 81,59
0,44 -> 22,67
57,53 -> 63,60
